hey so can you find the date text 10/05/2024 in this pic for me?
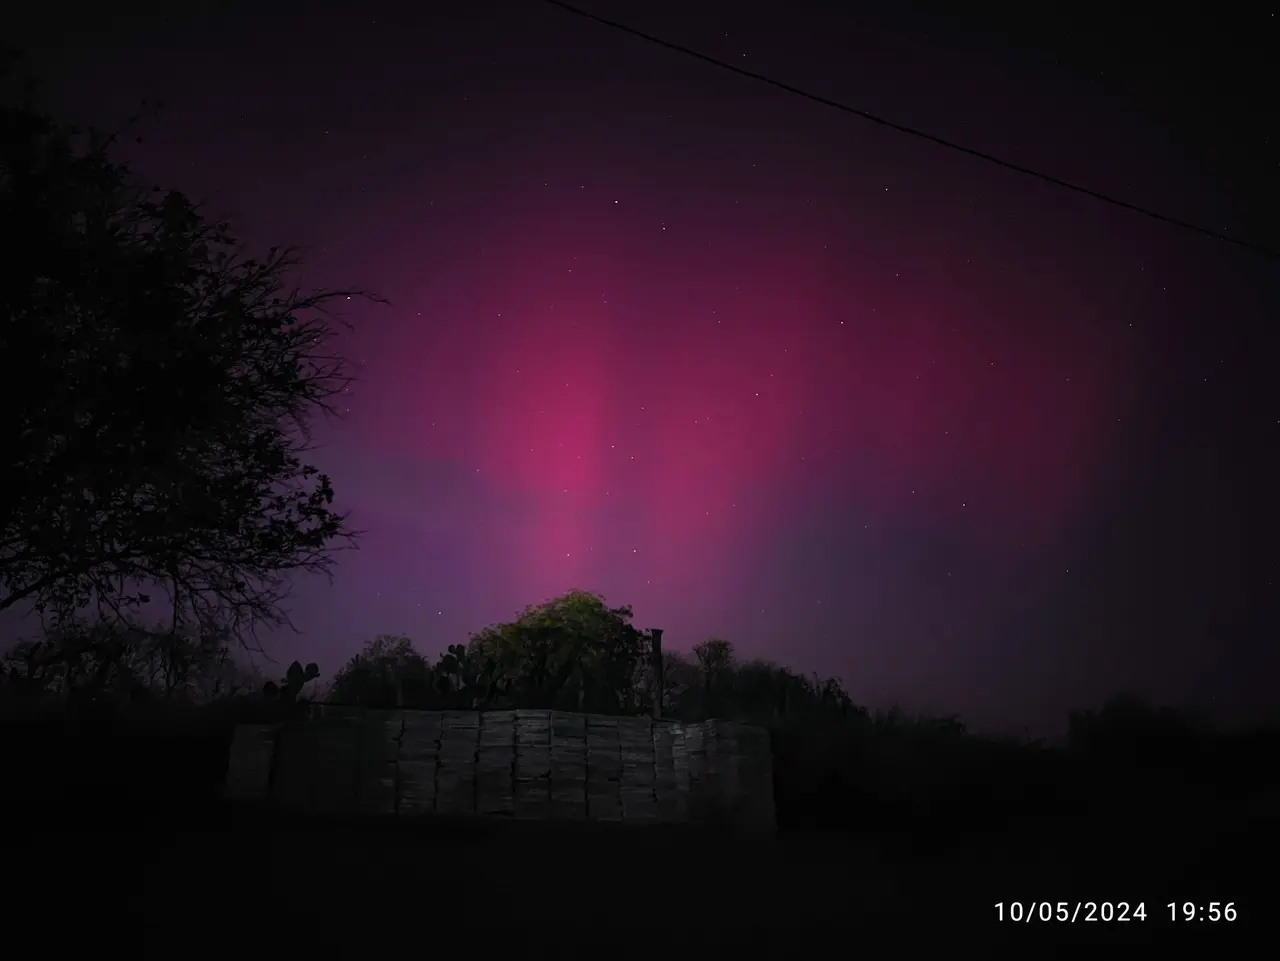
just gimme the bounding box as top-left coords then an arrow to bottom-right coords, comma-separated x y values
994,902 -> 1239,924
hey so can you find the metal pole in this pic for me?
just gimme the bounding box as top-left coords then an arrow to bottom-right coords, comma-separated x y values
649,628 -> 664,719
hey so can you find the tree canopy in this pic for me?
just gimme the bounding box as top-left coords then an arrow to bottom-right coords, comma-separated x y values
466,589 -> 652,713
0,75 -> 382,645
0,615 -> 263,707
319,589 -> 862,726
329,635 -> 435,708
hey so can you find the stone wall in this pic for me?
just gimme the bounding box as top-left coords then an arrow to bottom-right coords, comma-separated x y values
224,708 -> 775,833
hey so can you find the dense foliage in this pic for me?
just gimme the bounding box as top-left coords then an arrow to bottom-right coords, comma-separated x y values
3,595 -> 1276,838
0,66 -> 382,645
324,590 -> 868,727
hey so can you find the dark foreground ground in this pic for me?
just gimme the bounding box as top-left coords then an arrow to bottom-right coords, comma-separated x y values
10,787 -> 1273,954
3,715 -> 1275,952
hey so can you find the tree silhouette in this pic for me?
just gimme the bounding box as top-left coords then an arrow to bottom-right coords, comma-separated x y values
692,637 -> 736,687
0,615 -> 261,705
468,589 -> 651,713
330,635 -> 435,707
0,80 -> 385,646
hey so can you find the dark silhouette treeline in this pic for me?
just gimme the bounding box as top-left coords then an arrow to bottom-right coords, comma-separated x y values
3,608 -> 1275,946
4,601 -> 1278,843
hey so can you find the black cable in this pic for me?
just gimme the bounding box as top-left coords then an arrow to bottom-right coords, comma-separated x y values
541,0 -> 1280,262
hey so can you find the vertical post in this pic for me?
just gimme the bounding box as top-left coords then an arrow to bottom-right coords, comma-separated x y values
649,628 -> 664,719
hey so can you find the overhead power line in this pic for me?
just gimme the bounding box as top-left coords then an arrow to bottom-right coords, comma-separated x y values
541,0 -> 1280,262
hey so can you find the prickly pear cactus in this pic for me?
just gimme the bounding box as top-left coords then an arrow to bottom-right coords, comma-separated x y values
263,660 -> 320,704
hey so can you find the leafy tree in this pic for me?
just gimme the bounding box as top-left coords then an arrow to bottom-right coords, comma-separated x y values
662,641 -> 862,724
1067,693 -> 1206,764
728,658 -> 795,720
692,637 -> 735,692
318,596 -> 866,723
691,638 -> 735,672
658,649 -> 702,716
0,615 -> 261,706
328,634 -> 434,708
468,589 -> 652,713
326,635 -> 515,709
0,77 -> 384,647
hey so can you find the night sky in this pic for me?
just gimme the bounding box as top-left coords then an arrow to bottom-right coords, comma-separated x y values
10,2 -> 1278,734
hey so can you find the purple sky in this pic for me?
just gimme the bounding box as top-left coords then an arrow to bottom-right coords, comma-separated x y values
12,1 -> 1278,733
